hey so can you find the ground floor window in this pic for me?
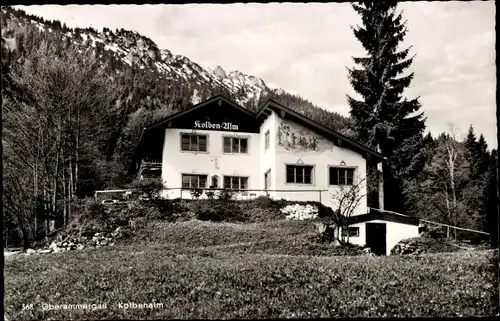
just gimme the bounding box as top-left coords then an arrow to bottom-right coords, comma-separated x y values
223,176 -> 248,190
329,167 -> 355,185
286,165 -> 313,184
342,227 -> 360,237
182,174 -> 207,189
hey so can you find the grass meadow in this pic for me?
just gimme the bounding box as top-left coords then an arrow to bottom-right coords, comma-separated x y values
4,220 -> 498,320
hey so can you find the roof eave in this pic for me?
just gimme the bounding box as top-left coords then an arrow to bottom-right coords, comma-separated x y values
264,99 -> 384,161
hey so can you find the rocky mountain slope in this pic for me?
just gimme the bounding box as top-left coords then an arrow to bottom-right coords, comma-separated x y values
1,6 -> 352,130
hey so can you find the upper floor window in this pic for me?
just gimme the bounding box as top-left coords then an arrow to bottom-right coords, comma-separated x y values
223,176 -> 249,190
223,137 -> 248,154
329,167 -> 355,185
181,134 -> 207,152
182,174 -> 207,189
286,165 -> 313,184
265,130 -> 270,150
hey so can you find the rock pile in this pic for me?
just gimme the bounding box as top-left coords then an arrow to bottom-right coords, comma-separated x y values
391,237 -> 425,255
282,204 -> 319,221
24,226 -> 131,255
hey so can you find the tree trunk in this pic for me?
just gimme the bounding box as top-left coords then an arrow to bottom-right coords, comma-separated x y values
43,188 -> 49,236
62,158 -> 67,226
33,159 -> 38,236
75,135 -> 79,197
69,158 -> 74,199
52,150 -> 59,231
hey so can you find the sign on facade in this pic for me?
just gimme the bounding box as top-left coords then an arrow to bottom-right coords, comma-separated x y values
194,120 -> 239,131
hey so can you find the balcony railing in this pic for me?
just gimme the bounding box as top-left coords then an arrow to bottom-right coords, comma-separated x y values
141,157 -> 162,165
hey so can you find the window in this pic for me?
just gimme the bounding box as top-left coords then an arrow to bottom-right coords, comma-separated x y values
342,227 -> 359,237
223,137 -> 248,154
286,165 -> 313,184
181,174 -> 207,189
265,130 -> 270,150
181,134 -> 207,152
329,167 -> 355,185
223,176 -> 248,190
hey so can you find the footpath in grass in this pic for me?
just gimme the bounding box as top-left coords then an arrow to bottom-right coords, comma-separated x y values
4,219 -> 498,320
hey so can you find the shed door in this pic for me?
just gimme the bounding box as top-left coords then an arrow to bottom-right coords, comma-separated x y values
366,223 -> 387,255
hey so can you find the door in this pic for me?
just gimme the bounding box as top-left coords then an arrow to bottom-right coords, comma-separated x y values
264,170 -> 271,196
365,223 -> 387,255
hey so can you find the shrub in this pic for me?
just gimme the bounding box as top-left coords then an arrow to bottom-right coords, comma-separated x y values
190,188 -> 203,200
391,235 -> 461,255
191,200 -> 242,222
127,177 -> 165,200
216,188 -> 235,201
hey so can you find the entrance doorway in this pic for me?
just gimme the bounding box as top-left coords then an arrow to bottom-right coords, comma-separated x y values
365,223 -> 387,255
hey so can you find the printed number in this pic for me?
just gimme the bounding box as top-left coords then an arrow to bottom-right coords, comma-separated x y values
22,304 -> 34,310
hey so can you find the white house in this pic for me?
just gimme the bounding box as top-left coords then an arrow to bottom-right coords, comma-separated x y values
131,95 -> 420,255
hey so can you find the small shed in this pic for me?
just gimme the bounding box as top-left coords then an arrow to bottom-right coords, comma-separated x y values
343,209 -> 420,255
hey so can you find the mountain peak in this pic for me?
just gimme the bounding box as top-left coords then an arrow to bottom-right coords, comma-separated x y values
213,65 -> 227,79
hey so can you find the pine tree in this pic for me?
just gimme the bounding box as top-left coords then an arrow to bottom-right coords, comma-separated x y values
347,2 -> 426,212
464,124 -> 479,180
484,149 -> 498,247
475,134 -> 489,178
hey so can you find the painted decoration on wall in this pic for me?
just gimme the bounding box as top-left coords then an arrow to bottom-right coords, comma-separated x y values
210,156 -> 220,169
277,119 -> 320,151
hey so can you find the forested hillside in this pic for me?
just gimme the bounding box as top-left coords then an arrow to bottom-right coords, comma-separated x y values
1,6 -> 497,249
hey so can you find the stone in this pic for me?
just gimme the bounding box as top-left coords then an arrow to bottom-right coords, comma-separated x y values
76,244 -> 85,251
26,248 -> 37,255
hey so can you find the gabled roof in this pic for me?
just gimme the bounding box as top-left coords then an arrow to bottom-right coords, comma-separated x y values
348,208 -> 420,226
144,94 -> 255,132
256,99 -> 384,161
131,95 -> 385,173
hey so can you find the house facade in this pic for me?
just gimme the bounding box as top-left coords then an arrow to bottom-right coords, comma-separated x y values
131,95 -> 419,254
132,95 -> 384,215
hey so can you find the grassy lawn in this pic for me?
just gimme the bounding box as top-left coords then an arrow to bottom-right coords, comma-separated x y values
4,220 -> 498,320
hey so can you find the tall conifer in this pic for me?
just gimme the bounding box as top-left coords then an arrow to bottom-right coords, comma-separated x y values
347,2 -> 426,212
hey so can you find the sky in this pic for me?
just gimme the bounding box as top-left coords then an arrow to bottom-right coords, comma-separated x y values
15,2 -> 497,148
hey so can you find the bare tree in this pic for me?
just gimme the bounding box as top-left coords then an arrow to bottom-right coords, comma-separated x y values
3,40 -> 121,244
325,174 -> 368,244
416,124 -> 478,239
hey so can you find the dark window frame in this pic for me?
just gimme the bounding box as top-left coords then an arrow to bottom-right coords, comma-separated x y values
181,174 -> 208,189
223,176 -> 249,190
285,165 -> 314,184
329,167 -> 355,185
342,227 -> 360,237
180,133 -> 208,152
223,136 -> 249,154
265,130 -> 270,150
